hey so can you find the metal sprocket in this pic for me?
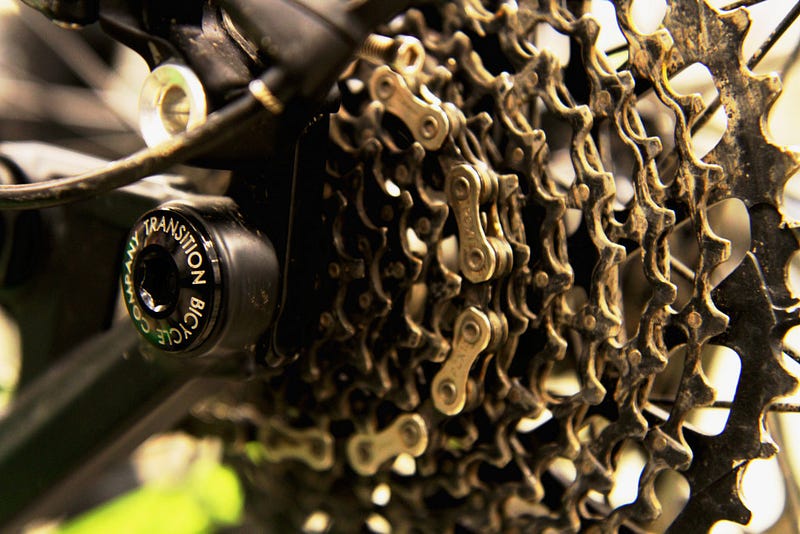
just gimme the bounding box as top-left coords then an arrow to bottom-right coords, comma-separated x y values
207,1 -> 800,531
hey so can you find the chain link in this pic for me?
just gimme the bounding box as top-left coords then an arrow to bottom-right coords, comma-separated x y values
202,1 -> 800,531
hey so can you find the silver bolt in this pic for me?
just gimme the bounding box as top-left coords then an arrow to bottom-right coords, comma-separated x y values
139,63 -> 207,147
359,34 -> 424,73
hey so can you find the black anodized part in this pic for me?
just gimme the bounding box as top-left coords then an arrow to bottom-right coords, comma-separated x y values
122,206 -> 221,353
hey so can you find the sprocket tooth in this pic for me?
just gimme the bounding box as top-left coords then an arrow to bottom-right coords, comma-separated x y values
236,0 -> 800,530
668,461 -> 750,533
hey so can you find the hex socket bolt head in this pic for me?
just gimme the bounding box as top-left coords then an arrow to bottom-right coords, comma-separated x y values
121,199 -> 279,356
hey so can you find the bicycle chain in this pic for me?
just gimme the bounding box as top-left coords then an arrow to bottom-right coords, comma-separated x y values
197,1 -> 800,531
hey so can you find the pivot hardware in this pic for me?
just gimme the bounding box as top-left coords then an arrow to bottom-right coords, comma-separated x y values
121,199 -> 279,356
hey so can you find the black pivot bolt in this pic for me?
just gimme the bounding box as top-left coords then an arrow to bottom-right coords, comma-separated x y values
121,199 -> 279,356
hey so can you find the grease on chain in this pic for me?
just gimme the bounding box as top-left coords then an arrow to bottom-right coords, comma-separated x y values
218,1 -> 800,531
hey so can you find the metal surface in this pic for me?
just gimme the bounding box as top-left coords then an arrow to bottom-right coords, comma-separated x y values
139,63 -> 208,147
2,0 -> 800,532
346,413 -> 429,476
219,1 -> 800,532
122,199 -> 280,356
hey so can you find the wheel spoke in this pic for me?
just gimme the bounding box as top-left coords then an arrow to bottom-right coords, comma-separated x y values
720,0 -> 773,11
18,6 -> 140,131
670,256 -> 696,281
780,34 -> 800,77
649,397 -> 800,412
